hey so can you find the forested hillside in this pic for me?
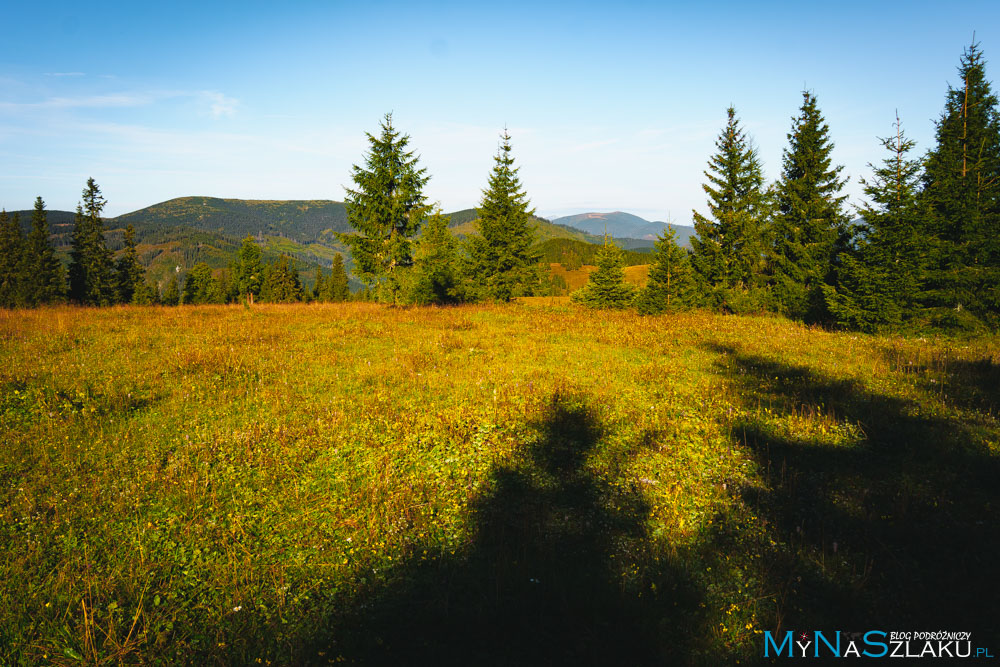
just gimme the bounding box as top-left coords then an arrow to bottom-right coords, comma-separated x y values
116,197 -> 350,243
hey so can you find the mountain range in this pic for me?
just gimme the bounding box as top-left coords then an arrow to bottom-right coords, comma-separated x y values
551,211 -> 695,247
12,198 -> 693,288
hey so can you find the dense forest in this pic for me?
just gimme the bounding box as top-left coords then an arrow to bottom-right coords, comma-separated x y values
1,43 -> 997,331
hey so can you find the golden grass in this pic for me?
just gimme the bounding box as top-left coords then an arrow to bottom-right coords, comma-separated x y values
1,303 -> 998,663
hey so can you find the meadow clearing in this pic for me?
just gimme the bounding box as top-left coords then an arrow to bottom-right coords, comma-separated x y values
1,302 -> 998,664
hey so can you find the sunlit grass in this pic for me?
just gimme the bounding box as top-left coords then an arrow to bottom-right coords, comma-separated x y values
1,303 -> 997,664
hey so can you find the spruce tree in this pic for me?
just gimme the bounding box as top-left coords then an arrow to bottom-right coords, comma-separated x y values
411,210 -> 461,305
636,226 -> 699,315
261,255 -> 303,303
0,210 -> 25,308
768,92 -> 849,322
824,115 -> 927,331
312,267 -> 326,301
324,253 -> 350,302
340,113 -> 429,304
162,275 -> 180,306
690,107 -> 771,312
68,178 -> 117,306
132,280 -> 159,305
181,263 -> 224,304
465,129 -> 539,301
20,197 -> 65,306
921,42 -> 1000,324
116,224 -> 145,304
570,236 -> 636,309
833,115 -> 924,329
231,236 -> 264,304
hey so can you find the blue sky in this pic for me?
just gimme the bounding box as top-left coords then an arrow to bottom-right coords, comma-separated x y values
1,1 -> 998,222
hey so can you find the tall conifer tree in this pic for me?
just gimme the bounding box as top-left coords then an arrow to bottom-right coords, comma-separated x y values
182,262 -> 225,304
116,224 -> 145,304
466,129 -> 538,301
162,275 -> 180,306
324,253 -> 351,302
20,197 -> 65,306
690,107 -> 771,312
411,210 -> 461,305
570,236 -> 636,309
68,178 -> 116,306
0,210 -> 25,308
768,92 -> 849,321
260,255 -> 303,303
231,236 -> 264,304
636,226 -> 699,315
340,113 -> 429,304
824,115 -> 926,331
312,267 -> 326,301
921,42 -> 1000,323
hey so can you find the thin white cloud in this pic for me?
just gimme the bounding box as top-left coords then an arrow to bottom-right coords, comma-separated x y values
203,91 -> 239,118
0,89 -> 242,119
0,93 -> 153,111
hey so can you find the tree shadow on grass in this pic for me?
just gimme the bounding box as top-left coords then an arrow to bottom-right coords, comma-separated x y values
879,344 -> 1000,416
309,392 -> 705,665
704,342 -> 1000,643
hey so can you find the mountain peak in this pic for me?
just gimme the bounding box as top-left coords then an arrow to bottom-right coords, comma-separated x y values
550,211 -> 694,246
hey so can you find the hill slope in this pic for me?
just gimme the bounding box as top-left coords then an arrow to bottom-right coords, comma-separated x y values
445,208 -> 605,244
17,200 -> 682,290
116,197 -> 350,244
552,211 -> 695,247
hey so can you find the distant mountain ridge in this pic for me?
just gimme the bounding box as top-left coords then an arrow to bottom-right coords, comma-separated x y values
443,208 -> 605,244
116,197 -> 351,244
551,211 -> 695,247
13,199 -> 688,289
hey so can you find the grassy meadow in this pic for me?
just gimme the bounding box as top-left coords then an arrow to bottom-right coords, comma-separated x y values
547,262 -> 650,292
1,303 -> 999,664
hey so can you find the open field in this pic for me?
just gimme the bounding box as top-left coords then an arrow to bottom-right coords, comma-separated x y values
547,262 -> 650,292
2,303 -> 999,664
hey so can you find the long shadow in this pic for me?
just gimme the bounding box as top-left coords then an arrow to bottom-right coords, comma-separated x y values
705,342 -> 1000,642
879,345 -> 1000,416
308,393 -> 704,665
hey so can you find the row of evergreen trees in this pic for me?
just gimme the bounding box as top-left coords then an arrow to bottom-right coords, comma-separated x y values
0,199 -> 66,308
0,177 -> 355,308
135,243 -> 352,306
574,43 -> 1000,332
337,115 -> 542,306
0,180 -> 155,309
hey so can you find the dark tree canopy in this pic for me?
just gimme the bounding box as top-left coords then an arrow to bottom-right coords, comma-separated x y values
0,210 -> 25,308
231,236 -> 264,304
824,115 -> 927,331
116,224 -> 146,304
261,255 -> 303,303
324,253 -> 351,302
162,275 -> 181,306
571,236 -> 636,309
465,129 -> 539,302
921,42 -> 1000,323
690,107 -> 771,313
182,262 -> 225,305
767,92 -> 849,322
411,210 -> 461,305
636,226 -> 699,315
340,113 -> 429,304
69,178 -> 117,306
21,197 -> 66,306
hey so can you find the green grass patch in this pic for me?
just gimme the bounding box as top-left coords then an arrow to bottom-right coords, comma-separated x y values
1,305 -> 997,664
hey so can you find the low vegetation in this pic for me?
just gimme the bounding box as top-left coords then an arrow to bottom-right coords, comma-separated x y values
2,303 -> 997,664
